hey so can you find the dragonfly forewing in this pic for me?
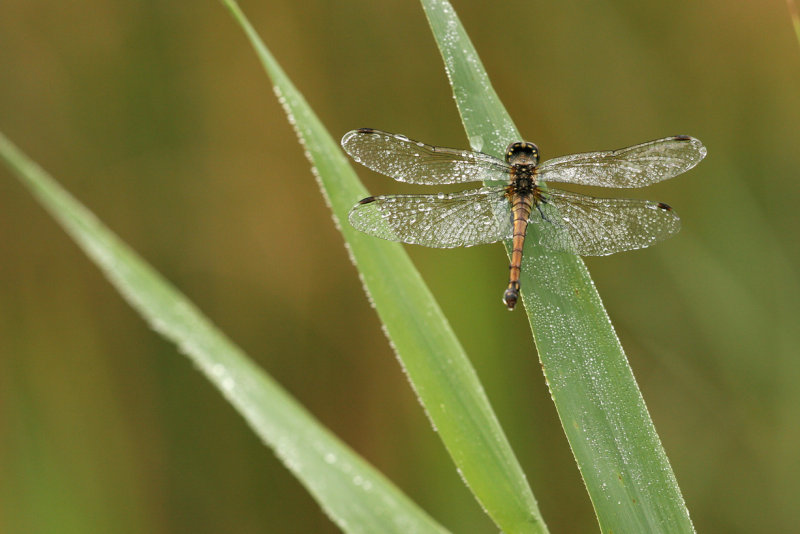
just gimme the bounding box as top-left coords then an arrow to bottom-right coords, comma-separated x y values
342,128 -> 510,185
528,188 -> 681,256
538,135 -> 706,188
348,187 -> 513,248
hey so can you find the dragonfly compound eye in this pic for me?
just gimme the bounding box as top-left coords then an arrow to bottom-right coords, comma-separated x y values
505,141 -> 540,165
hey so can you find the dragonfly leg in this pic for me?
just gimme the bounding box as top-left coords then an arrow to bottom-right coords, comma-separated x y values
535,195 -> 569,232
535,200 -> 554,224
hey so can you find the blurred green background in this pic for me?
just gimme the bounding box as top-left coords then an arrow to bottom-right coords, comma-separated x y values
1,1 -> 798,532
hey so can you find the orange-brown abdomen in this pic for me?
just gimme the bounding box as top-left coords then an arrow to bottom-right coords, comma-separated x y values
503,192 -> 534,310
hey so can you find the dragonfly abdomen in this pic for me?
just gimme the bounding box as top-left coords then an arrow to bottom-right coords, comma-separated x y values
503,192 -> 534,310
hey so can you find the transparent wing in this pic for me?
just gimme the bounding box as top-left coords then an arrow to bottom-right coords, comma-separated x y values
537,136 -> 706,188
528,188 -> 681,256
342,128 -> 510,185
348,187 -> 512,248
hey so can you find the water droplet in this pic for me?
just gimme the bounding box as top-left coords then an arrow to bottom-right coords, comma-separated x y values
469,135 -> 484,152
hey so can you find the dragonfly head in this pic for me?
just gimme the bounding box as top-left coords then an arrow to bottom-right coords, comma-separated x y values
505,141 -> 540,166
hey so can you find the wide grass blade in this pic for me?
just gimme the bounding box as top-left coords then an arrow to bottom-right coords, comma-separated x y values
220,1 -> 548,533
0,134 -> 450,533
421,1 -> 695,532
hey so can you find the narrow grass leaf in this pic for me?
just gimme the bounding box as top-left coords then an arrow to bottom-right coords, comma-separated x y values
0,134 -> 450,534
220,1 -> 547,532
421,0 -> 695,532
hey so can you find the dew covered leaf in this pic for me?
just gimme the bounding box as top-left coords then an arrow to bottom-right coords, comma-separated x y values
421,0 -> 696,532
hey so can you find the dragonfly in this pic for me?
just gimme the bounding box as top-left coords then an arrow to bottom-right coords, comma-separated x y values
342,128 -> 706,310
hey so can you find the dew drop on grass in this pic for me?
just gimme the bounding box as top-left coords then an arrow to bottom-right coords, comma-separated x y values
469,135 -> 484,153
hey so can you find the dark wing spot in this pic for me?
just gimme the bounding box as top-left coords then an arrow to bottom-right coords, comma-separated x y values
356,128 -> 376,134
656,202 -> 673,211
674,135 -> 691,141
358,196 -> 377,204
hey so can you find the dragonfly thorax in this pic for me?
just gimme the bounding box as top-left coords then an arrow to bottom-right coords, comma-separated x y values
508,165 -> 536,193
505,141 -> 540,166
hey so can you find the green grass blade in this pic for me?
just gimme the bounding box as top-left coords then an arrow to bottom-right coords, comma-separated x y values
220,1 -> 547,532
0,135 -> 450,533
421,1 -> 695,532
